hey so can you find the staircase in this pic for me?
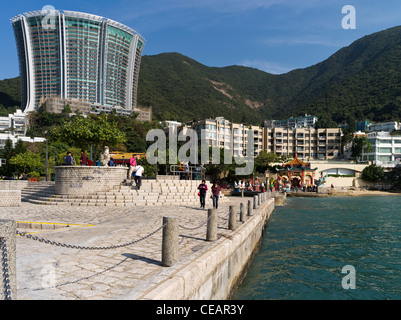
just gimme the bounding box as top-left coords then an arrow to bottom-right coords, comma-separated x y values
21,179 -> 225,207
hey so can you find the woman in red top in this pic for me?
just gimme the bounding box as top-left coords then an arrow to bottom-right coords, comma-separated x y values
211,182 -> 221,209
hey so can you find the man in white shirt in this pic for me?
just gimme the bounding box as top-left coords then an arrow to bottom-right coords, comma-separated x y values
134,162 -> 145,190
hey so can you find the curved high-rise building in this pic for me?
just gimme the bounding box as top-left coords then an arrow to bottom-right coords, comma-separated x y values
11,10 -> 145,113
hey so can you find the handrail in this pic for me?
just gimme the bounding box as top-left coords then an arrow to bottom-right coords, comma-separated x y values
169,165 -> 206,181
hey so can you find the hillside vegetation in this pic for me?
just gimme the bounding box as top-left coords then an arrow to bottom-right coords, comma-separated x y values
2,25 -> 401,126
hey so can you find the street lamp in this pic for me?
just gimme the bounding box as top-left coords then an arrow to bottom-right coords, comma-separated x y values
45,130 -> 49,182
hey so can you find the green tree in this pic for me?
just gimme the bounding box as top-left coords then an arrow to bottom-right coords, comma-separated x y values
254,151 -> 280,173
63,104 -> 72,114
9,151 -> 44,176
361,164 -> 385,182
13,139 -> 27,155
351,136 -> 373,162
0,138 -> 15,177
51,113 -> 126,155
385,167 -> 401,189
0,138 -> 31,178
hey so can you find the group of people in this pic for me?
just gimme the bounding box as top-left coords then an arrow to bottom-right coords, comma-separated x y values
127,155 -> 144,190
63,151 -> 222,207
178,162 -> 206,181
234,179 -> 265,192
63,151 -> 144,190
64,150 -> 93,166
197,180 -> 221,210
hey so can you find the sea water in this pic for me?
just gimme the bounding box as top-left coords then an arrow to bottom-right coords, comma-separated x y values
231,196 -> 401,300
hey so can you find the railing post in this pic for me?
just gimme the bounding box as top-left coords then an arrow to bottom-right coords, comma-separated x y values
228,205 -> 237,230
206,209 -> 217,242
0,220 -> 16,300
247,200 -> 253,216
240,203 -> 246,222
253,195 -> 258,209
162,216 -> 179,267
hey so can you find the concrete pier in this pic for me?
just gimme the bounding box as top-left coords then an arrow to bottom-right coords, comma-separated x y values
0,194 -> 274,300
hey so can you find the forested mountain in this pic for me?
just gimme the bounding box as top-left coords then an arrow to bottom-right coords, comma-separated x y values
2,25 -> 401,126
0,77 -> 20,116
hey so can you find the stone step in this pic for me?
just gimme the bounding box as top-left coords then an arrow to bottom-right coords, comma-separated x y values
21,179 -> 217,207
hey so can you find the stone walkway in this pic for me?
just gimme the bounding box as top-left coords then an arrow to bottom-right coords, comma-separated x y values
0,196 -> 251,300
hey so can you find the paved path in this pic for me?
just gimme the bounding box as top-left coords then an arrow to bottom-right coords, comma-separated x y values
0,197 -> 249,300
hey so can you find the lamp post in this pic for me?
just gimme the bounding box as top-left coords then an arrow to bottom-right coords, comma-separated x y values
45,130 -> 49,182
155,138 -> 158,180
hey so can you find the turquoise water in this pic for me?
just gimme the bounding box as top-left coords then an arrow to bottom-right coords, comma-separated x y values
231,196 -> 401,300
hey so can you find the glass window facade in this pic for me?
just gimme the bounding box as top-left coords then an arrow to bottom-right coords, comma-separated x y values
11,10 -> 145,113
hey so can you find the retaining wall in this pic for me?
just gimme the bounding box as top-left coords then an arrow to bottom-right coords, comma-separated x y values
55,166 -> 128,195
0,181 -> 28,191
139,198 -> 275,300
0,190 -> 21,207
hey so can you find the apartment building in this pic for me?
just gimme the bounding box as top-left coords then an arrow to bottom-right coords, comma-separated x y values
366,121 -> 400,133
12,10 -> 145,114
0,109 -> 27,135
189,117 -> 264,157
263,114 -> 318,129
263,127 -> 342,160
170,116 -> 341,161
362,131 -> 401,168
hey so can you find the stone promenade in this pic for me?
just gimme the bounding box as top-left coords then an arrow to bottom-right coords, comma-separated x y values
0,197 -> 254,300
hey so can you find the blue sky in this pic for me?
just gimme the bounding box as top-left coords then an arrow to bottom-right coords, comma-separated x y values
1,0 -> 401,80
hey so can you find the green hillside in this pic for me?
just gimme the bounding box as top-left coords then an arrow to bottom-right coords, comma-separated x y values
0,77 -> 21,116
2,25 -> 401,125
281,25 -> 401,124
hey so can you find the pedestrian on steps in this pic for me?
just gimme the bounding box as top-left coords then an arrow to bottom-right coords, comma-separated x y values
197,180 -> 208,209
211,182 -> 221,209
134,162 -> 144,190
128,154 -> 137,180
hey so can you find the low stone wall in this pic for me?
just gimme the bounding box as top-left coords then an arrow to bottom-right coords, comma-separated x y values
0,190 -> 21,207
0,181 -> 28,191
55,166 -> 128,195
140,198 -> 275,300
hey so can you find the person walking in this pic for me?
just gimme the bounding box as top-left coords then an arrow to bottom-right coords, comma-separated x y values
211,182 -> 221,209
80,150 -> 87,166
64,152 -> 74,166
134,162 -> 144,190
128,155 -> 137,180
197,180 -> 208,209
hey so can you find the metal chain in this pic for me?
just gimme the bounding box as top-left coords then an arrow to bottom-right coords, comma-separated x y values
1,238 -> 12,300
16,224 -> 166,251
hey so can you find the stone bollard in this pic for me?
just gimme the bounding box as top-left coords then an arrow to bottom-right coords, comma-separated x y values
258,194 -> 261,206
0,220 -> 16,300
228,205 -> 237,230
206,209 -> 218,242
240,203 -> 246,222
253,195 -> 258,209
247,200 -> 253,216
162,216 -> 179,267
